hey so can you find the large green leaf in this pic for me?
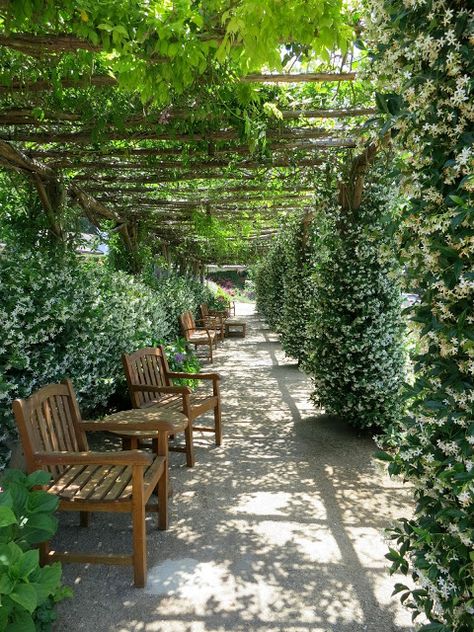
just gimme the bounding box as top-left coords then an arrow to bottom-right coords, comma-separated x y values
0,506 -> 17,528
9,583 -> 38,614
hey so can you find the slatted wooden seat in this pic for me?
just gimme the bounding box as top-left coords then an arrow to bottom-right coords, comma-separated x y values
180,310 -> 217,362
12,379 -> 183,587
123,346 -> 223,453
200,304 -> 225,341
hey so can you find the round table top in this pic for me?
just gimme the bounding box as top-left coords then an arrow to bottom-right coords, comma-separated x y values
102,406 -> 186,438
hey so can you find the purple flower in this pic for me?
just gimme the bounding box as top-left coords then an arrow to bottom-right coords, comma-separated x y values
174,352 -> 186,364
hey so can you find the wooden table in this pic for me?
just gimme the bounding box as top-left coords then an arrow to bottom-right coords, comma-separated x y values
100,407 -> 187,454
100,407 -> 188,497
224,319 -> 246,337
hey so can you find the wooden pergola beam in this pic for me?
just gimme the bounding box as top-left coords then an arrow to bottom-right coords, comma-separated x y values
0,33 -> 101,54
73,172 -> 263,183
1,127 -> 354,144
83,184 -> 314,194
0,106 -> 375,126
0,75 -> 117,94
0,138 -> 56,178
46,157 -> 324,171
0,137 -> 123,224
95,193 -> 312,205
26,140 -> 347,160
241,72 -> 356,83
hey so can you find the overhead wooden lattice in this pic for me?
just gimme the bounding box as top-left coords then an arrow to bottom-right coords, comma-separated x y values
0,3 -> 374,262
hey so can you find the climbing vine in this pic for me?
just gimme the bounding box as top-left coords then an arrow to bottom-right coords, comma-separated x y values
364,0 -> 474,629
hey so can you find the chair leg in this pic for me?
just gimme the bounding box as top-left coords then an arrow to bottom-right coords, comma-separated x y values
80,511 -> 91,527
214,402 -> 222,447
209,343 -> 213,363
132,468 -> 147,588
39,541 -> 50,566
157,468 -> 169,531
185,419 -> 195,467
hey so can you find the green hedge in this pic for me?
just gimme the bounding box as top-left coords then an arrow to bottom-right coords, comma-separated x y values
254,235 -> 287,331
0,250 -> 210,464
254,189 -> 406,431
303,198 -> 405,430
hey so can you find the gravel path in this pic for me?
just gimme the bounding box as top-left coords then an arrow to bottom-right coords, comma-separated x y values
57,304 -> 414,632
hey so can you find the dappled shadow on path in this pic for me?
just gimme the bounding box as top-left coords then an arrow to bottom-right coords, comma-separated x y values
56,307 -> 414,632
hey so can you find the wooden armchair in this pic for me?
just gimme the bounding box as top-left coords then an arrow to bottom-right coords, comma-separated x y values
12,379 -> 182,587
179,310 -> 218,362
199,304 -> 225,342
123,346 -> 223,454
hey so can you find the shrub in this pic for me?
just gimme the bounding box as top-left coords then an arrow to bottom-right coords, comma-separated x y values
144,270 -> 214,338
254,237 -> 287,330
0,250 -> 210,464
304,195 -> 405,430
365,0 -> 474,627
0,469 -> 72,630
159,338 -> 201,388
207,286 -> 232,312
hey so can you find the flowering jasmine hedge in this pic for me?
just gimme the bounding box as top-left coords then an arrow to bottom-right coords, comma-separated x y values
145,271 -> 214,338
0,249 -> 209,465
304,194 -> 405,430
254,186 -> 405,430
365,0 -> 474,629
254,237 -> 286,331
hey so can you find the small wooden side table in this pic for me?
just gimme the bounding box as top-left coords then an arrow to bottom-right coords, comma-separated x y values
224,319 -> 246,337
98,408 -> 187,498
100,407 -> 187,455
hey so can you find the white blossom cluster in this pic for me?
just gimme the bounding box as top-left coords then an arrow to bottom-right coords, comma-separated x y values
0,249 -> 207,463
303,192 -> 406,430
363,0 -> 474,628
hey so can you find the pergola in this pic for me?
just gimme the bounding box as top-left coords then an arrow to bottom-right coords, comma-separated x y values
0,20 -> 375,268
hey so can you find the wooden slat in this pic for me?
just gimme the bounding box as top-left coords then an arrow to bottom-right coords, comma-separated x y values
56,465 -> 103,500
74,465 -> 118,501
47,464 -> 87,494
50,395 -> 67,451
88,465 -> 127,501
104,467 -> 134,501
48,551 -> 133,566
56,395 -> 75,452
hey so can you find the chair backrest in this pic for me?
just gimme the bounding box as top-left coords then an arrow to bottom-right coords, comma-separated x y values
122,346 -> 171,408
12,379 -> 88,476
200,304 -> 209,320
179,311 -> 196,340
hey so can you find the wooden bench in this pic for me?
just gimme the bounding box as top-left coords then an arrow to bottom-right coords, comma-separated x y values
12,379 -> 183,587
200,304 -> 225,341
123,346 -> 223,454
179,310 -> 218,362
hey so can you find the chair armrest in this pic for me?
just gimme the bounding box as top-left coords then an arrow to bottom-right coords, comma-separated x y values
167,371 -> 221,382
33,450 -> 153,467
81,418 -> 188,434
195,318 -> 216,326
129,384 -> 192,395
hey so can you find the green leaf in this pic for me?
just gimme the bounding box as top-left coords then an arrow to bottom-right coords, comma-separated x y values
418,624 -> 450,632
26,490 -> 58,514
26,471 -> 52,488
21,513 -> 58,544
0,543 -> 22,567
0,571 -> 14,595
9,584 -> 38,614
373,450 -> 392,462
16,549 -> 39,579
5,609 -> 35,632
0,506 -> 17,528
31,563 -> 62,603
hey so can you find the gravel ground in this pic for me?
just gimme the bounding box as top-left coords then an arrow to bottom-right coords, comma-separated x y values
56,303 -> 415,632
